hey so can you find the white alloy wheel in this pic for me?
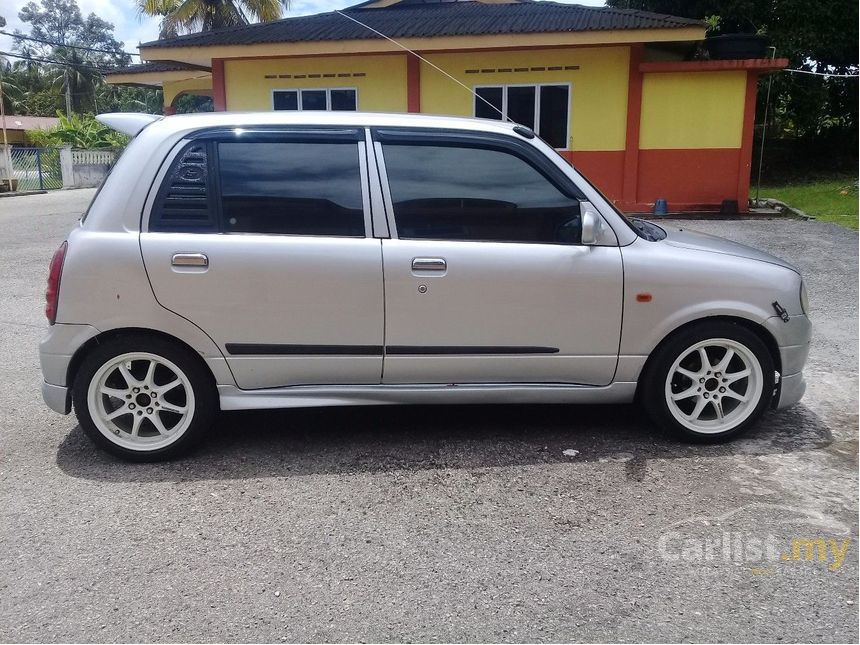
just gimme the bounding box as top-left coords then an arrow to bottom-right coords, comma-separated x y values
664,338 -> 764,435
86,352 -> 196,452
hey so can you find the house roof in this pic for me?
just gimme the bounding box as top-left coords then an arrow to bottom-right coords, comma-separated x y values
104,60 -> 211,76
3,116 -> 60,131
139,0 -> 703,50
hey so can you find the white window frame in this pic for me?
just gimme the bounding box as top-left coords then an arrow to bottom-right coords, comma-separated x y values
473,83 -> 572,150
271,87 -> 359,111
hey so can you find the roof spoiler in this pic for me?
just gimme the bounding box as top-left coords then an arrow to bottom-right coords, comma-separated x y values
96,113 -> 162,137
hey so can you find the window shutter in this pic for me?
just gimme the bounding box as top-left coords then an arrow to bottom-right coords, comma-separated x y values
150,143 -> 218,232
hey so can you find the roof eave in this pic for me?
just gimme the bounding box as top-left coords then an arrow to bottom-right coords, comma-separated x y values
139,26 -> 706,65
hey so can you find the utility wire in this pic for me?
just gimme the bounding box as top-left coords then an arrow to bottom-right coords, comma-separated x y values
334,9 -> 509,121
0,30 -> 138,57
784,67 -> 858,78
0,50 -> 115,73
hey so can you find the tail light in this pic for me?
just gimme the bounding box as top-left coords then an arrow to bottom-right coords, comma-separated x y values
45,241 -> 68,325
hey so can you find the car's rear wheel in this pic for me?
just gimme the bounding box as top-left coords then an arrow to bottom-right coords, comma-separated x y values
73,336 -> 216,461
642,321 -> 775,442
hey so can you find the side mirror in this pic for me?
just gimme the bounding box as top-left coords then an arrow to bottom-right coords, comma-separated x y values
580,203 -> 602,245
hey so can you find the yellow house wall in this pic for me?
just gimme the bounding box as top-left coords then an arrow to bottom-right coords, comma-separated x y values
163,76 -> 213,106
224,55 -> 408,112
639,71 -> 746,149
419,46 -> 630,151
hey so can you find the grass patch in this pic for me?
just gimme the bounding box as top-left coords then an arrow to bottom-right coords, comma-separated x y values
754,175 -> 859,230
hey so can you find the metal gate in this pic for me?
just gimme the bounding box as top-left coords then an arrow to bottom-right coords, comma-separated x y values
9,147 -> 63,191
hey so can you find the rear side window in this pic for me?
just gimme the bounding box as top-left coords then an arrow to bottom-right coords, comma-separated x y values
149,139 -> 366,237
217,142 -> 364,237
382,143 -> 582,244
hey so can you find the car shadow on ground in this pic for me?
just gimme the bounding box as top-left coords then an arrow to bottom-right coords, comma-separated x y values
55,402 -> 833,483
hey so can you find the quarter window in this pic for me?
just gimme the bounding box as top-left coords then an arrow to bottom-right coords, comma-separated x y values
383,143 -> 582,245
273,88 -> 358,111
475,84 -> 570,149
217,141 -> 365,237
150,143 -> 218,232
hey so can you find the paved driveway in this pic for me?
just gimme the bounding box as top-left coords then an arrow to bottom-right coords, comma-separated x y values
0,189 -> 857,643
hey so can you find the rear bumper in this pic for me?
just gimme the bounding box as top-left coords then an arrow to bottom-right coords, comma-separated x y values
42,381 -> 71,415
40,323 -> 99,415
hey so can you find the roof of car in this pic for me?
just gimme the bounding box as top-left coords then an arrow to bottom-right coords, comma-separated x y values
140,110 -> 524,139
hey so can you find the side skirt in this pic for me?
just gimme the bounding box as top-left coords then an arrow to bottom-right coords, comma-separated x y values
217,382 -> 638,410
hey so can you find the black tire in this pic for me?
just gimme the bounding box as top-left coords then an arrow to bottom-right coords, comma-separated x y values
641,320 -> 775,443
73,334 -> 217,461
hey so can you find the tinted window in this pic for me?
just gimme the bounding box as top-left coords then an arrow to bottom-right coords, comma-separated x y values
150,143 -> 217,232
330,89 -> 357,111
273,90 -> 298,111
217,142 -> 365,237
475,87 -> 503,120
300,89 -> 326,111
383,144 -> 582,244
272,88 -> 357,111
507,86 -> 536,131
539,85 -> 569,149
473,84 -> 570,148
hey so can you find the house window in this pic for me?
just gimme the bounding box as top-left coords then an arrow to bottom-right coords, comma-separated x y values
272,88 -> 358,111
474,84 -> 570,149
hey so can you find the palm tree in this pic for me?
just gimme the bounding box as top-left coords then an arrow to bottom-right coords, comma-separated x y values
138,0 -> 290,38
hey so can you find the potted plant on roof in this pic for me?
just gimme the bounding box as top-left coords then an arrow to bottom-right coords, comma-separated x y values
704,15 -> 769,60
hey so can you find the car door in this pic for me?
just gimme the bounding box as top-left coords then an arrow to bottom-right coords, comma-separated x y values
140,129 -> 384,389
373,129 -> 623,386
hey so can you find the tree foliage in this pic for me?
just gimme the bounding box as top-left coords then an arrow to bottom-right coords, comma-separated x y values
607,0 -> 859,140
138,0 -> 290,38
1,0 -> 161,116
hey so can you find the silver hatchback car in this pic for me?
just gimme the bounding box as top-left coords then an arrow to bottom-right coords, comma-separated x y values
40,111 -> 811,460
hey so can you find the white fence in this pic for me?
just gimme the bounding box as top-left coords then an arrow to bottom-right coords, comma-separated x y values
0,145 -> 119,191
61,147 -> 118,188
71,149 -> 117,166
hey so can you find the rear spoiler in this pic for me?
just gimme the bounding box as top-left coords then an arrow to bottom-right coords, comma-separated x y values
96,113 -> 162,137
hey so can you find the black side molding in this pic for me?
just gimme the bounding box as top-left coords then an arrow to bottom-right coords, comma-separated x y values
225,344 -> 383,356
225,344 -> 560,356
385,346 -> 559,355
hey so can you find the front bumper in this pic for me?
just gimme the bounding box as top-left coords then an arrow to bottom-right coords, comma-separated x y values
775,372 -> 806,410
764,313 -> 811,410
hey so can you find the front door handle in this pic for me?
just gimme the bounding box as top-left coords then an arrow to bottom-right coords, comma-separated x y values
171,253 -> 209,267
411,257 -> 447,272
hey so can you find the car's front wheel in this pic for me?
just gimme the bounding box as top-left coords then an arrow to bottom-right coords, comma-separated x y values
73,336 -> 216,461
642,321 -> 775,442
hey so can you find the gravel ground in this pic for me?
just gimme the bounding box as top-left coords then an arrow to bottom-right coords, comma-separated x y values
0,189 -> 857,643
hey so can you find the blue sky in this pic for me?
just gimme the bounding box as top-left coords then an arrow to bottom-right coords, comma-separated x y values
1,0 -> 607,59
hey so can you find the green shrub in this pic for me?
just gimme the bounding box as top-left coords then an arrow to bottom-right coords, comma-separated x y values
25,112 -> 129,149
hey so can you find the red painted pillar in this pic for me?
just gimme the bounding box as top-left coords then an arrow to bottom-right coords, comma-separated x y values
212,58 -> 227,112
406,53 -> 421,113
163,105 -> 177,116
736,72 -> 760,211
621,43 -> 644,211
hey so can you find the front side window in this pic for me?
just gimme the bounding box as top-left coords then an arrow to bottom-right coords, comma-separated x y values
217,141 -> 365,237
383,143 -> 582,244
273,88 -> 358,111
475,84 -> 570,149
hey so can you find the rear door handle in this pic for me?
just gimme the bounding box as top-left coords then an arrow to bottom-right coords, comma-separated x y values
171,253 -> 208,267
411,257 -> 447,272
